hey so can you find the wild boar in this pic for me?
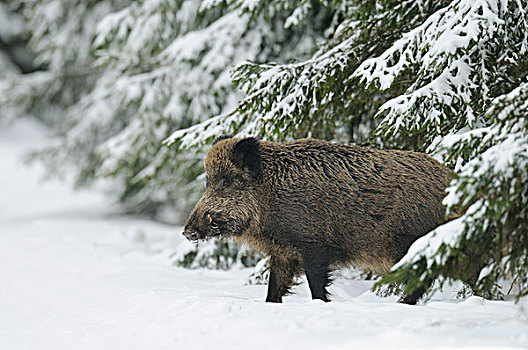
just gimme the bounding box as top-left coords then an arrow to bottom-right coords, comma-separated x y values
183,136 -> 451,304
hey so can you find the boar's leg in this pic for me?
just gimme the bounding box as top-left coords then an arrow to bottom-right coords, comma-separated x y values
265,253 -> 302,303
399,285 -> 426,305
265,266 -> 283,303
465,266 -> 497,299
301,250 -> 332,302
399,279 -> 434,305
459,250 -> 498,299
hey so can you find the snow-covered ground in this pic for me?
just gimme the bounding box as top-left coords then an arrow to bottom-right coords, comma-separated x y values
1,120 -> 527,350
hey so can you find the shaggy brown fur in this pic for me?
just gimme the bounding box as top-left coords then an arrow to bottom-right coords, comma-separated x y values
183,137 -> 451,303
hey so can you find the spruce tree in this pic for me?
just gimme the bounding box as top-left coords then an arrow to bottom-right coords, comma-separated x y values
356,0 -> 528,300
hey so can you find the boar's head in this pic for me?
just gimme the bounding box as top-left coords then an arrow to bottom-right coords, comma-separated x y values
182,137 -> 262,242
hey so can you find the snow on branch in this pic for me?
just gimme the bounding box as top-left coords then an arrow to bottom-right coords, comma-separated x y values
390,80 -> 528,297
353,0 -> 516,141
354,0 -> 504,89
234,35 -> 359,133
165,32 -> 358,149
164,112 -> 241,149
79,5 -> 271,179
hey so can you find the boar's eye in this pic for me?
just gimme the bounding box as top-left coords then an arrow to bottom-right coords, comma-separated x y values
206,213 -> 219,229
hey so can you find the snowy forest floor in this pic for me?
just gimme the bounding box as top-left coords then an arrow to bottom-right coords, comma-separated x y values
1,119 -> 527,350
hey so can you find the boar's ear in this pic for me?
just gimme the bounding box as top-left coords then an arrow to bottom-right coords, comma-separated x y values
212,135 -> 233,146
231,137 -> 261,176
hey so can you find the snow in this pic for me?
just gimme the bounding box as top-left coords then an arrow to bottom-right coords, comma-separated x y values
351,0 -> 515,140
0,2 -> 26,42
1,120 -> 528,349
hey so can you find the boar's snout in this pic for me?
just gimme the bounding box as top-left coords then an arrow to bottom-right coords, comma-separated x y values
182,226 -> 202,242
